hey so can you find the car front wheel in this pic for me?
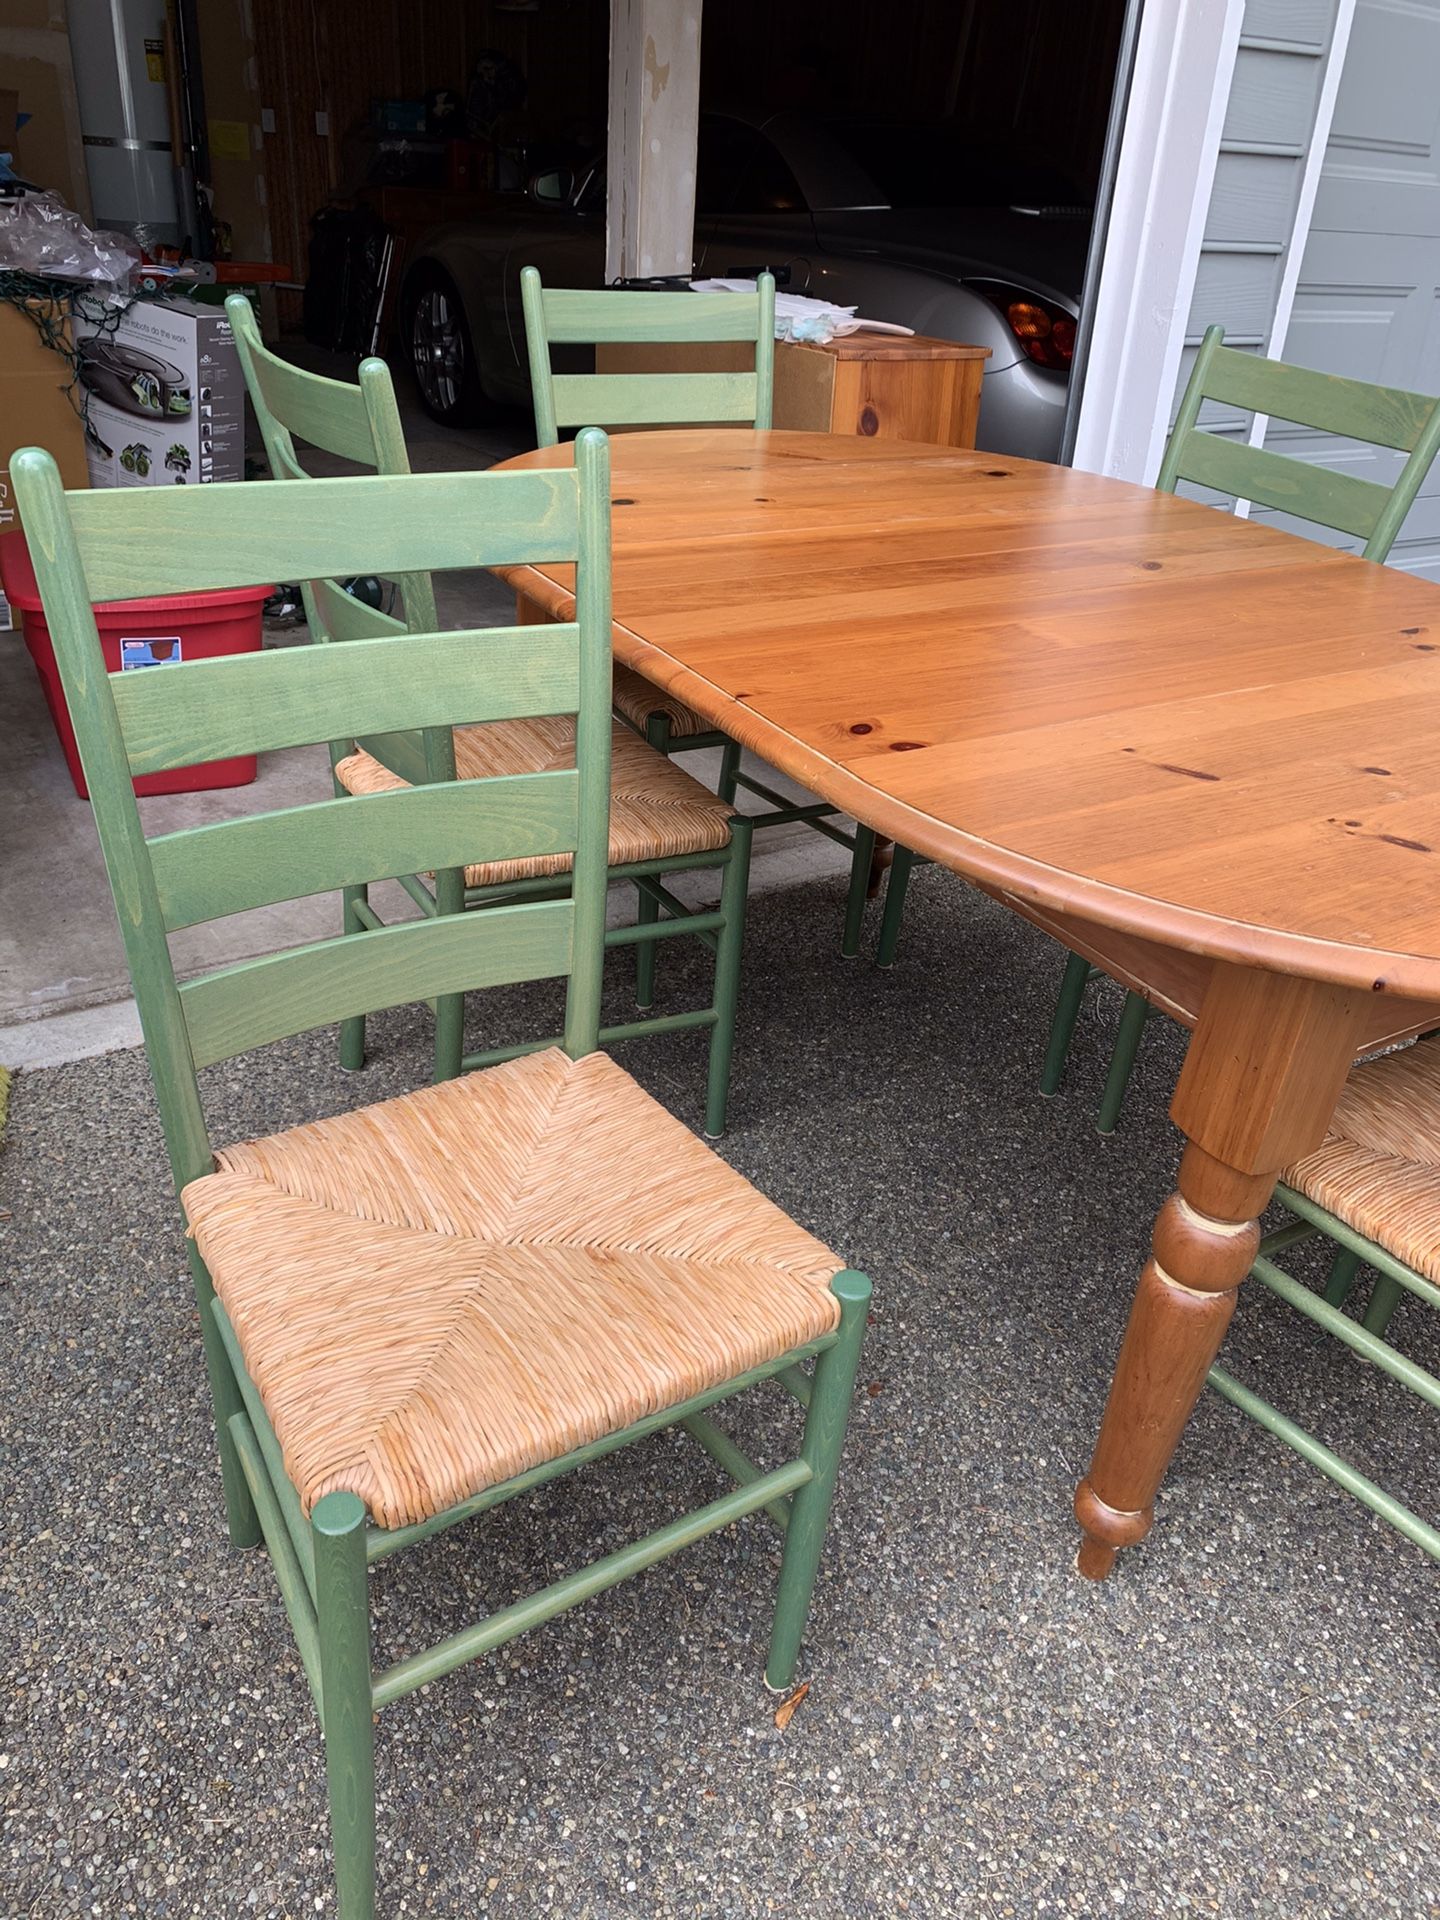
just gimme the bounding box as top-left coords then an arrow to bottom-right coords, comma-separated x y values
405,265 -> 486,427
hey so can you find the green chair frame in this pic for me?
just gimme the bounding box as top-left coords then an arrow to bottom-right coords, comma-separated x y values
1038,322 -> 1440,1128
520,265 -> 885,959
1211,1184 -> 1440,1562
13,432 -> 871,1920
228,296 -> 751,1137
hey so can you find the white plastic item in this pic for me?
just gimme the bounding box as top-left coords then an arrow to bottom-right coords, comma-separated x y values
689,279 -> 915,343
0,191 -> 138,285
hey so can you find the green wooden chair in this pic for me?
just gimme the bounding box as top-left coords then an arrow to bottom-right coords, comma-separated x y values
13,433 -> 871,1920
1038,323 -> 1440,1129
228,296 -> 750,1138
1210,1035 -> 1440,1561
520,265 -> 885,958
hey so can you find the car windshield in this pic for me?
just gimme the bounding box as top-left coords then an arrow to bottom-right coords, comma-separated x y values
821,121 -> 1088,211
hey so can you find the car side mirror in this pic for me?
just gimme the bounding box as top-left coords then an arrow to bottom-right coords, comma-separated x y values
529,168 -> 575,209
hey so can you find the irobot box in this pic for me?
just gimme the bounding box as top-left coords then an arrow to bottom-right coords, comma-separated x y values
75,297 -> 245,489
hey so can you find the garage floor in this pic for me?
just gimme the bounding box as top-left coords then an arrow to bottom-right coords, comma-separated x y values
5,864 -> 1438,1918
0,351 -> 852,1067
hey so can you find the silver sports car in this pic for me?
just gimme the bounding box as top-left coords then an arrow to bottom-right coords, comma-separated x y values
402,109 -> 1090,462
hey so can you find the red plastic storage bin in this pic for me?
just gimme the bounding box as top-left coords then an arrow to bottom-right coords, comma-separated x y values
1,529 -> 272,800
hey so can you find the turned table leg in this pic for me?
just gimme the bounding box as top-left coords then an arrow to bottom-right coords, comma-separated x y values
1074,962 -> 1371,1578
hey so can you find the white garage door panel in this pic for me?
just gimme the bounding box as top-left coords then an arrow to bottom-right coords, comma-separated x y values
1189,251 -> 1285,340
1315,0 -> 1440,235
1208,152 -> 1306,245
1271,0 -> 1440,576
1284,276 -> 1428,389
1224,48 -> 1325,147
1246,0 -> 1336,37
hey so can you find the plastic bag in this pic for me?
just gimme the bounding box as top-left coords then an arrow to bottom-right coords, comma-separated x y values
0,191 -> 138,287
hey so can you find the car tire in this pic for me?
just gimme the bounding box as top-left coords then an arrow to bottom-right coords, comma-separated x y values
404,264 -> 488,427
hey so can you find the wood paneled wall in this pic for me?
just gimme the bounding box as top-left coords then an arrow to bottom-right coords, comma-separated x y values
250,0 -> 608,293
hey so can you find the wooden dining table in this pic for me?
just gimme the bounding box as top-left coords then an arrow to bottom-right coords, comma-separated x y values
496,427 -> 1440,1577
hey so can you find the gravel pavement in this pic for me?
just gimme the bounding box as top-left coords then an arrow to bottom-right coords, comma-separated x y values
4,867 -> 1438,1919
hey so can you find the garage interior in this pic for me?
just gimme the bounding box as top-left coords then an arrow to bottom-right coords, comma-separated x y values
0,0 -> 1127,1054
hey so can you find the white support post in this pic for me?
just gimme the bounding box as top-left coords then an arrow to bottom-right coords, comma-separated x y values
1070,0 -> 1245,486
605,0 -> 703,286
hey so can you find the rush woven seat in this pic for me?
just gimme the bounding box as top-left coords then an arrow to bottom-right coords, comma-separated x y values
1283,1034 -> 1440,1291
611,664 -> 711,740
182,1047 -> 844,1531
334,717 -> 732,890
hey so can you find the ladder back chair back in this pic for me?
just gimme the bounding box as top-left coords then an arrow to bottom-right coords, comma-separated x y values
12,436 -> 870,1920
14,441 -> 614,1193
519,266 -> 885,958
227,296 -> 752,1131
1158,322 -> 1440,556
520,266 -> 776,446
227,295 -> 438,634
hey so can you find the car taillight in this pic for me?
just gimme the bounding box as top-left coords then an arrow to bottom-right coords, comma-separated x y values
1005,298 -> 1076,371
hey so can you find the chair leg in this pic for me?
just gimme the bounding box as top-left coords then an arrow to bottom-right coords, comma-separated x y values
196,1276 -> 261,1549
432,992 -> 465,1085
841,827 -> 877,958
766,1270 -> 871,1692
1323,1246 -> 1364,1309
1097,991 -> 1150,1135
645,713 -> 673,755
1362,1272 -> 1405,1342
717,739 -> 742,806
1040,951 -> 1092,1097
339,885 -> 368,1072
705,819 -> 752,1140
313,1492 -> 376,1920
875,846 -> 915,969
635,878 -> 660,1010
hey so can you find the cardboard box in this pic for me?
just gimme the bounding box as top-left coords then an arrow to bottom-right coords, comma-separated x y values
0,301 -> 89,549
74,296 -> 245,491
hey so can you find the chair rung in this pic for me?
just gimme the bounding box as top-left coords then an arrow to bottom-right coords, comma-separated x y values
459,1007 -> 717,1074
680,1413 -> 791,1531
1257,1219 -> 1322,1258
1207,1365 -> 1440,1561
370,1457 -> 813,1710
604,910 -> 724,949
1250,1255 -> 1440,1409
598,1008 -> 718,1045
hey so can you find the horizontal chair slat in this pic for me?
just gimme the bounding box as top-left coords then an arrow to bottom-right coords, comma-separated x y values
244,351 -> 378,465
540,288 -> 762,343
1175,431 -> 1392,539
1206,343 -> 1436,453
63,469 -> 578,600
552,372 -> 758,428
150,771 -> 579,930
179,898 -> 574,1069
112,624 -> 581,773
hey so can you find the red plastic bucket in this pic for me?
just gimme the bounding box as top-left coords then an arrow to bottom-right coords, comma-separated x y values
1,529 -> 272,800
